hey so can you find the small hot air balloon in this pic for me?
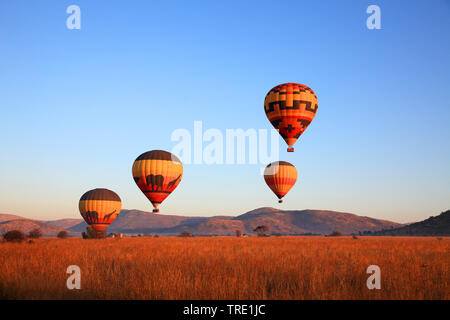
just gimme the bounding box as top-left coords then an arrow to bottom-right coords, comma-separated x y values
264,161 -> 297,203
79,188 -> 121,235
264,83 -> 318,152
132,150 -> 183,213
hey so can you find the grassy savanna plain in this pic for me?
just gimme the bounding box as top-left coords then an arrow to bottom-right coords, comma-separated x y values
0,237 -> 448,300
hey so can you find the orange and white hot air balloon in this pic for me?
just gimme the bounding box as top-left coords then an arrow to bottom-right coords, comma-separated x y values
78,188 -> 121,233
263,161 -> 297,203
132,150 -> 183,213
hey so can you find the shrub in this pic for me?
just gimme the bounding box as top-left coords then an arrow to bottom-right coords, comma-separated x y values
352,234 -> 358,239
254,225 -> 269,237
3,230 -> 25,242
328,231 -> 343,237
180,231 -> 192,237
57,231 -> 68,239
28,228 -> 43,239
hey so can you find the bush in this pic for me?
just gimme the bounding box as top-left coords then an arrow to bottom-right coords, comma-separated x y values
254,225 -> 269,237
180,231 -> 192,237
57,231 -> 68,239
3,230 -> 25,242
352,234 -> 358,239
328,231 -> 343,237
28,228 -> 43,239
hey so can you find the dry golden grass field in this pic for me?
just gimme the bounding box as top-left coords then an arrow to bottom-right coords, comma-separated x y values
0,236 -> 448,300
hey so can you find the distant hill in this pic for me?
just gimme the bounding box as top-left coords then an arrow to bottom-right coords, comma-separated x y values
68,209 -> 234,234
237,207 -> 402,234
65,207 -> 398,236
46,219 -> 83,230
160,208 -> 402,236
0,213 -> 24,223
367,210 -> 450,236
0,219 -> 73,236
156,219 -> 245,236
0,207 -> 413,236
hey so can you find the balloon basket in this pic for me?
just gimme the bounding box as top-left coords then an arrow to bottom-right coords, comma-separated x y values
153,209 -> 160,213
94,230 -> 107,239
278,200 -> 283,203
83,227 -> 106,239
287,147 -> 294,152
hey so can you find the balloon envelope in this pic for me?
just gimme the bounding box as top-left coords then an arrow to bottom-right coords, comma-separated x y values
264,83 -> 318,152
264,161 -> 297,203
79,188 -> 121,232
132,150 -> 183,212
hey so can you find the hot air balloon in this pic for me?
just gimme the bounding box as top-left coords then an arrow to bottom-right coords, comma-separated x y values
78,188 -> 121,236
132,150 -> 183,213
264,161 -> 297,203
264,83 -> 318,152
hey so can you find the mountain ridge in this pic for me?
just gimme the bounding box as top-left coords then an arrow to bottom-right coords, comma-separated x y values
367,210 -> 450,236
0,218 -> 77,236
2,207 -> 447,237
66,207 -> 403,235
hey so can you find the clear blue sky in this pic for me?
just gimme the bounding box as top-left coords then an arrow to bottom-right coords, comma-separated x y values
0,0 -> 449,223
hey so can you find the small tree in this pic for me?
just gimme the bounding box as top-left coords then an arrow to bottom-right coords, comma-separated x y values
28,228 -> 43,239
3,230 -> 25,242
254,225 -> 269,237
180,231 -> 192,237
57,231 -> 68,239
235,230 -> 242,237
